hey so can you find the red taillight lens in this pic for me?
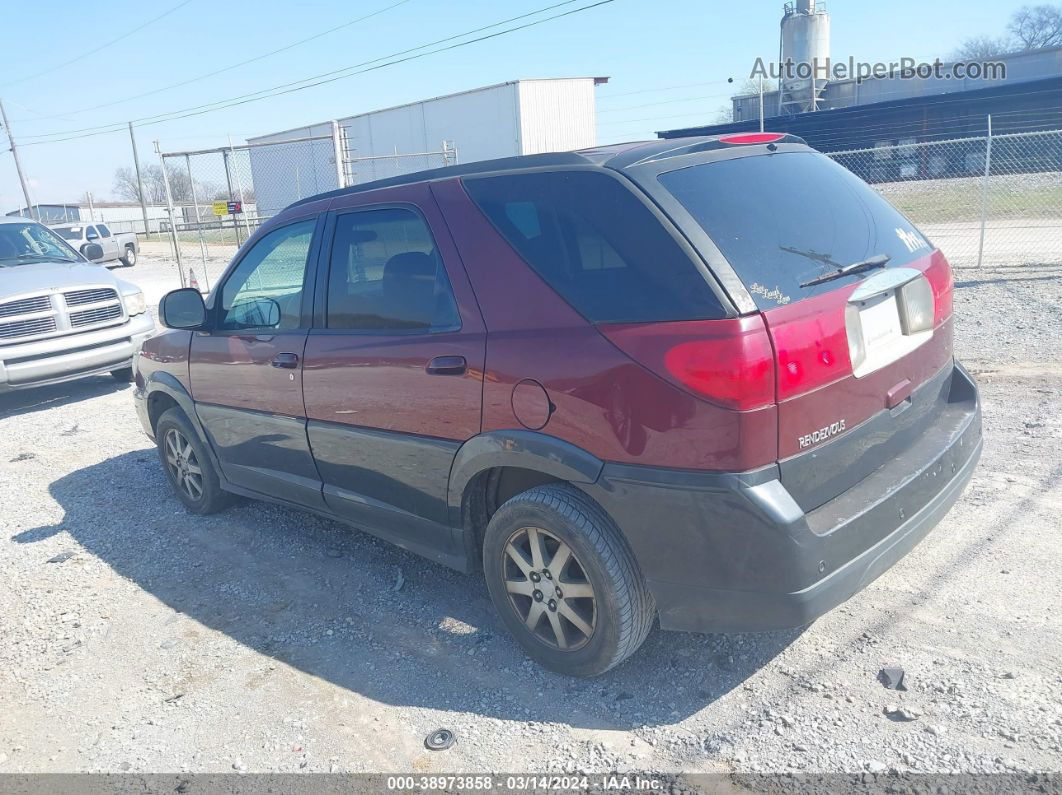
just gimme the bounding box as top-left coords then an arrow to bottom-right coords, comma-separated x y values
924,251 -> 953,325
762,287 -> 853,401
600,317 -> 776,410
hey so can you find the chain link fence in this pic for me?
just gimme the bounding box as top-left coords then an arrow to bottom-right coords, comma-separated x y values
155,133 -> 459,288
826,128 -> 1062,268
156,135 -> 341,288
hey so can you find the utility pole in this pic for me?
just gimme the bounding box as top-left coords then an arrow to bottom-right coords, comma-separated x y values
154,139 -> 185,286
128,122 -> 151,239
0,98 -> 38,220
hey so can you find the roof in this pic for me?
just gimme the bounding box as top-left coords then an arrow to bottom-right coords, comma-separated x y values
0,216 -> 39,225
286,134 -> 808,210
659,75 -> 1062,144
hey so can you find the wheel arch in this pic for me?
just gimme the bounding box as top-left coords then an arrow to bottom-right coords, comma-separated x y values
447,430 -> 605,572
144,373 -> 227,482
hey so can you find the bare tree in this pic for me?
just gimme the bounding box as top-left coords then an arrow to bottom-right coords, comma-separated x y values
951,35 -> 1014,60
1009,3 -> 1062,49
112,167 -> 143,203
112,164 -> 197,204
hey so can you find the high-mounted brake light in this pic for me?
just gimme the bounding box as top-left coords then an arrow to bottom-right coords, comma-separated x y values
718,133 -> 787,145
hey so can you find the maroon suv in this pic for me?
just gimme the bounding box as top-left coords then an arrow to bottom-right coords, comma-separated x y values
135,133 -> 981,676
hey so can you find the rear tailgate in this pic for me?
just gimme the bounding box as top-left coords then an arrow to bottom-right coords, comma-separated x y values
654,148 -> 956,510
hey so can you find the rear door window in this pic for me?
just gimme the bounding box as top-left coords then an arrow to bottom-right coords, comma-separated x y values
463,170 -> 723,323
325,207 -> 460,332
657,152 -> 932,310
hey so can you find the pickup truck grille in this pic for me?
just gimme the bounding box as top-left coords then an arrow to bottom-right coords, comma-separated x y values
64,288 -> 118,306
0,295 -> 53,319
70,305 -> 122,327
0,316 -> 58,339
0,286 -> 125,345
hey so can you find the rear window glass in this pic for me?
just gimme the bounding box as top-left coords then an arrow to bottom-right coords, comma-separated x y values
463,170 -> 723,323
658,152 -> 932,310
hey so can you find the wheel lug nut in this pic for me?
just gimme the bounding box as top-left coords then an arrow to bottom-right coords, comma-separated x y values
533,590 -> 543,601
530,572 -> 541,583
547,599 -> 557,611
543,570 -> 552,580
555,588 -> 563,598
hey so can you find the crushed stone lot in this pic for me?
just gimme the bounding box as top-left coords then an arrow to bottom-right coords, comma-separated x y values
1,256 -> 1061,777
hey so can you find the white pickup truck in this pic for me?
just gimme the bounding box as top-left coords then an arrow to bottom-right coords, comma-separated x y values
51,222 -> 139,267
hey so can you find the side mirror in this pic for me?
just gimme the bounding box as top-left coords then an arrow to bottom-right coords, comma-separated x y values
160,288 -> 207,330
82,243 -> 104,261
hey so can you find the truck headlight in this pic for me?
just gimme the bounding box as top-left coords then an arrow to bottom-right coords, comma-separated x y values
124,291 -> 147,316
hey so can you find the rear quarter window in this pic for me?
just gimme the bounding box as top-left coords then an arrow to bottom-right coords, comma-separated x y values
657,152 -> 933,310
462,170 -> 724,323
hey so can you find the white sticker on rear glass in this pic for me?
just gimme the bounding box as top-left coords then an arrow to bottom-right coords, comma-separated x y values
748,282 -> 792,305
895,227 -> 928,254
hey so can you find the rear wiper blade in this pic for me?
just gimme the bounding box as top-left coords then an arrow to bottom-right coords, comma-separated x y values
799,254 -> 891,288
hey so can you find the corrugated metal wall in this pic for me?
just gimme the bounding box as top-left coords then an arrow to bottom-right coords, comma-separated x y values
516,79 -> 597,155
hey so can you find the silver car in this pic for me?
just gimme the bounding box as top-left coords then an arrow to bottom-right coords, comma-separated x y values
0,217 -> 155,392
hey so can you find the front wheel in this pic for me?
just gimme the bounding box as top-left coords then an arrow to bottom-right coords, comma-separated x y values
483,484 -> 655,676
155,407 -> 234,515
120,246 -> 137,267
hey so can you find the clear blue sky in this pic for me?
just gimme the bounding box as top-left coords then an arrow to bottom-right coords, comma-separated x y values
0,0 -> 1014,210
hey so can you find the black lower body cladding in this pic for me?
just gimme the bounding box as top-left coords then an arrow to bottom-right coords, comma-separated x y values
580,360 -> 982,634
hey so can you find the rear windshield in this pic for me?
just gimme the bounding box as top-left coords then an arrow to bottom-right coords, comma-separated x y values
463,170 -> 724,323
658,152 -> 932,310
53,227 -> 82,240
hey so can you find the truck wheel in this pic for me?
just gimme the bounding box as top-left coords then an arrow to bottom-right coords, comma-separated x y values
482,484 -> 655,676
120,246 -> 137,267
155,407 -> 234,515
110,367 -> 134,382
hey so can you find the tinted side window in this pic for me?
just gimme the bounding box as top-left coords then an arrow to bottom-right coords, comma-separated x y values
219,219 -> 316,330
325,207 -> 459,332
85,226 -> 98,239
462,170 -> 723,323
97,224 -> 111,238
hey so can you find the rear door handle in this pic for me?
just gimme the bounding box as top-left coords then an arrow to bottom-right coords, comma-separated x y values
426,355 -> 466,376
271,352 -> 300,369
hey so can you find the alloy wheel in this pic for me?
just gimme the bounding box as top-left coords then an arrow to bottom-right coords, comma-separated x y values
502,526 -> 597,651
164,428 -> 204,502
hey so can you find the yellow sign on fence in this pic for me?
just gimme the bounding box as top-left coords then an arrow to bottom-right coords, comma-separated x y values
212,201 -> 229,217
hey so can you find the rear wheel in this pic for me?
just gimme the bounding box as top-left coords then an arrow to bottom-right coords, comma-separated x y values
155,407 -> 233,515
120,246 -> 137,267
483,484 -> 654,676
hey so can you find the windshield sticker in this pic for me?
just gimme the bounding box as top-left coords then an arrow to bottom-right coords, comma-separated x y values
896,227 -> 929,254
748,282 -> 792,305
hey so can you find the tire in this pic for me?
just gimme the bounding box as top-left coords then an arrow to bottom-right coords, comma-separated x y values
155,407 -> 234,515
120,246 -> 137,267
483,484 -> 655,677
110,367 -> 134,382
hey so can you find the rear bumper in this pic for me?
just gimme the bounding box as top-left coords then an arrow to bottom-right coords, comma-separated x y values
0,313 -> 156,392
584,359 -> 982,633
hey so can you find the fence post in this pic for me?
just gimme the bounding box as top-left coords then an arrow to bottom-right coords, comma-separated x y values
155,141 -> 185,287
331,120 -> 346,189
976,115 -> 993,269
185,153 -> 210,290
228,135 -> 250,242
221,147 -> 241,247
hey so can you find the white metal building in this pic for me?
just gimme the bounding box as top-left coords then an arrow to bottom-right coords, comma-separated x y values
246,78 -> 604,217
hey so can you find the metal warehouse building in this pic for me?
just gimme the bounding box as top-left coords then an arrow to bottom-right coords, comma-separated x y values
659,46 -> 1062,163
246,78 -> 605,217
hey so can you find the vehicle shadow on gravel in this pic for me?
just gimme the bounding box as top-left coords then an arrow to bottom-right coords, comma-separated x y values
15,451 -> 802,730
0,377 -> 130,421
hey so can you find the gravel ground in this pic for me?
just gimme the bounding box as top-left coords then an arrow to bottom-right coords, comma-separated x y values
1,255 -> 1060,778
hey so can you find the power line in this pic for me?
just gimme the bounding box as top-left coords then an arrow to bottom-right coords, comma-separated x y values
10,0 -> 415,125
19,0 -> 603,145
1,0 -> 195,89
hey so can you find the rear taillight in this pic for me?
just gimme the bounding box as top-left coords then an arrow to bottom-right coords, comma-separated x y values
924,251 -> 954,325
763,288 -> 853,401
600,317 -> 776,410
